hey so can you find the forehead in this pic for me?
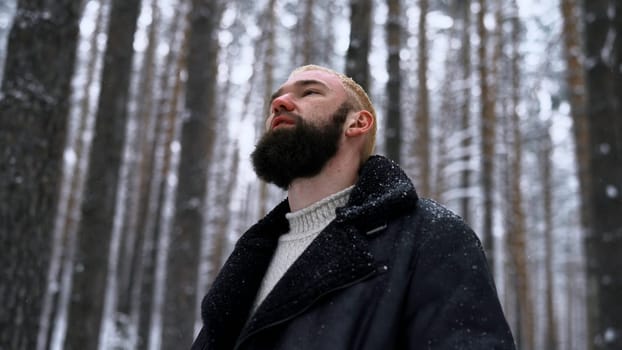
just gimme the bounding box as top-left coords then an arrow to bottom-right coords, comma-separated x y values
283,69 -> 346,96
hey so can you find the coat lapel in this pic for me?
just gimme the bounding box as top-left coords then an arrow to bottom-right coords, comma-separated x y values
236,222 -> 379,347
200,200 -> 289,350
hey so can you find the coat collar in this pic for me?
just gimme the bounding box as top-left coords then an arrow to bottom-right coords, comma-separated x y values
200,155 -> 418,350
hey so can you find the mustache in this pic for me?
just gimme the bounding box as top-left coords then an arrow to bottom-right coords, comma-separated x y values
269,111 -> 304,130
276,111 -> 302,121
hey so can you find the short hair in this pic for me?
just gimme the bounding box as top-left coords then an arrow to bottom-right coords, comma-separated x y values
290,65 -> 377,160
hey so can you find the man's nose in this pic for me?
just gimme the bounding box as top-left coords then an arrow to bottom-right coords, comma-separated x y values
271,94 -> 295,114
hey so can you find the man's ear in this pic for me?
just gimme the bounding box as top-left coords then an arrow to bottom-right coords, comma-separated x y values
344,110 -> 374,137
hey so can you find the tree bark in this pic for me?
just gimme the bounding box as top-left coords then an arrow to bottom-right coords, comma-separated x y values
506,5 -> 534,349
37,2 -> 108,348
384,0 -> 402,163
540,125 -> 559,350
560,0 -> 592,235
258,0 -> 277,218
134,3 -> 188,347
65,0 -> 141,348
582,1 -> 622,349
117,0 -> 160,319
345,0 -> 372,91
301,0 -> 315,65
413,0 -> 429,192
0,0 -> 81,348
459,0 -> 472,223
477,0 -> 496,274
161,0 -> 220,347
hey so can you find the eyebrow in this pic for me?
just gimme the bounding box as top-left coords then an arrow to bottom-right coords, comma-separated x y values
269,79 -> 331,104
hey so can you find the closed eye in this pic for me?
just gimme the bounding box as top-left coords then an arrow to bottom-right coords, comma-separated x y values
302,89 -> 320,97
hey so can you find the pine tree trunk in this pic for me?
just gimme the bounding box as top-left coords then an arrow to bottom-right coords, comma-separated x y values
459,0 -> 472,223
65,0 -> 141,348
560,0 -> 592,235
506,6 -> 535,349
161,0 -> 220,346
37,2 -> 107,348
301,0 -> 315,65
384,0 -> 401,163
540,126 -> 559,350
117,0 -> 160,319
413,0 -> 430,192
345,0 -> 372,91
258,0 -> 277,218
0,0 -> 81,348
477,0 -> 496,273
582,1 -> 622,349
134,3 -> 188,347
433,2 -> 461,203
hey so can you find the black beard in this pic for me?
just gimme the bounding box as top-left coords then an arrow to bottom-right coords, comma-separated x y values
251,103 -> 351,190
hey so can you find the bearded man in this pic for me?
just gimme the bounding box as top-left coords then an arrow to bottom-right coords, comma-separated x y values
191,65 -> 515,350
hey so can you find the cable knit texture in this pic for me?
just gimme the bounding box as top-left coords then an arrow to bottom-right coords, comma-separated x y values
252,186 -> 354,311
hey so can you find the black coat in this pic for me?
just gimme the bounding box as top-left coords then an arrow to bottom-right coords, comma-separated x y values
191,155 -> 515,350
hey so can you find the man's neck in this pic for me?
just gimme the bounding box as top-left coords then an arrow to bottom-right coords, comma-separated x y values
287,150 -> 361,212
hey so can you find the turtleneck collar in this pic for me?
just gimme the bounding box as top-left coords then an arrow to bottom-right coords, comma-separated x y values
284,185 -> 354,237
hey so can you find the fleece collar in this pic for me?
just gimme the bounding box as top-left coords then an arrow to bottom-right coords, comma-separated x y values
200,155 -> 418,350
337,155 -> 419,231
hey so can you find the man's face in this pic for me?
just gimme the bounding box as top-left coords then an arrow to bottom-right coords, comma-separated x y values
251,102 -> 351,189
251,70 -> 351,189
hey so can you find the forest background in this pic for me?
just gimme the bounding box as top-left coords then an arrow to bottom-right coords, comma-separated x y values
0,0 -> 620,349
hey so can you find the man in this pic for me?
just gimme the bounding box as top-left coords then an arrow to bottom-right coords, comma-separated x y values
191,65 -> 515,349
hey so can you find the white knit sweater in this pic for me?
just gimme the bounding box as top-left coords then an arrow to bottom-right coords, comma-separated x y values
252,186 -> 354,311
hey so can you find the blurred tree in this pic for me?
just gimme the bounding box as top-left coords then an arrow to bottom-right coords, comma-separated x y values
345,0 -> 371,91
384,0 -> 402,164
582,1 -> 622,349
65,0 -> 142,348
301,0 -> 315,65
258,0 -> 277,218
539,121 -> 559,350
37,1 -> 108,348
115,0 -> 160,343
413,0 -> 430,193
161,0 -> 221,347
0,0 -> 82,349
477,0 -> 496,271
560,0 -> 591,234
139,9 -> 189,347
504,3 -> 534,348
458,0 -> 473,222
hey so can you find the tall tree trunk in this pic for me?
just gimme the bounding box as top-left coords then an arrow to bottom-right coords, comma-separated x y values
506,6 -> 534,349
258,0 -> 277,218
384,0 -> 401,163
135,3 -> 188,347
583,1 -> 622,349
321,0 -> 336,67
0,0 -> 81,348
65,0 -> 142,348
37,2 -> 107,348
433,1 -> 461,203
345,0 -> 372,91
560,0 -> 591,235
459,0 -> 472,222
413,0 -> 429,192
477,0 -> 496,273
161,0 -> 220,347
540,125 -> 559,350
301,0 -> 315,65
117,0 -> 160,319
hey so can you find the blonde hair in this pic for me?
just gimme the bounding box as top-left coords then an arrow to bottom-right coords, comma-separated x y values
290,65 -> 377,160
